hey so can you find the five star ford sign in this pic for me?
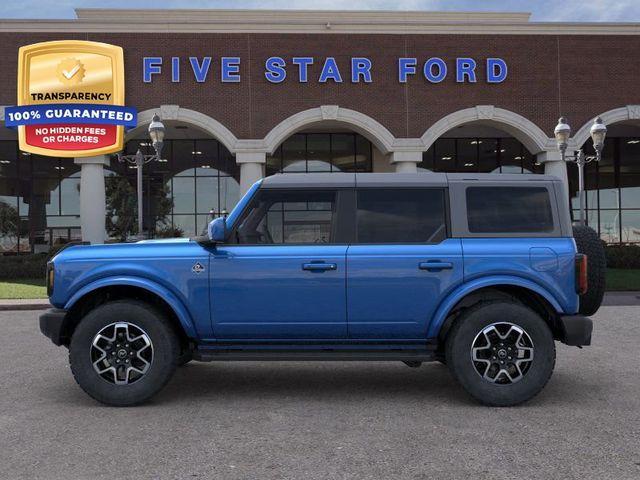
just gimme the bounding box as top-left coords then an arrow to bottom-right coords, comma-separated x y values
4,40 -> 137,157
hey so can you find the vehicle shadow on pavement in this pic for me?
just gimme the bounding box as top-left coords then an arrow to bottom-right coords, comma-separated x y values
44,359 -> 593,408
153,362 -> 477,406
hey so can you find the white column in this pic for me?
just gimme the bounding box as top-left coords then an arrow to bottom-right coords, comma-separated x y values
236,152 -> 266,195
74,155 -> 109,244
537,151 -> 569,196
390,151 -> 421,173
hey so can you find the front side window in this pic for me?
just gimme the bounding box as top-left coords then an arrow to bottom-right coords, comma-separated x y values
466,186 -> 554,233
235,190 -> 336,244
356,188 -> 447,243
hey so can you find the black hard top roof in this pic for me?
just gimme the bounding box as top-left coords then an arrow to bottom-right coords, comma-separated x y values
261,172 -> 559,188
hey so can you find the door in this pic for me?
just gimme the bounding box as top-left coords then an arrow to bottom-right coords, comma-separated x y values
347,188 -> 464,339
209,188 -> 349,339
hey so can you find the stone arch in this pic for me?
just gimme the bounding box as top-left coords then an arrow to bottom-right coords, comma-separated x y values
263,105 -> 396,155
420,105 -> 553,154
127,105 -> 239,154
572,105 -> 640,148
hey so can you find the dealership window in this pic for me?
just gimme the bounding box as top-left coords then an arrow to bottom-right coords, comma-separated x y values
356,188 -> 446,243
420,137 -> 540,174
266,133 -> 373,175
0,137 -> 239,251
118,138 -> 240,238
568,136 -> 640,244
0,141 -> 81,254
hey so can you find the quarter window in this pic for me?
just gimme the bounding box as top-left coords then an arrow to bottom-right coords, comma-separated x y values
466,186 -> 554,233
356,189 -> 447,243
236,190 -> 336,244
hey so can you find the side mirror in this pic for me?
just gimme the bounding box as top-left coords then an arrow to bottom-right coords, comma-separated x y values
208,217 -> 227,243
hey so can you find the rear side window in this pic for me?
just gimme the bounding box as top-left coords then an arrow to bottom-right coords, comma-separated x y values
356,188 -> 447,243
466,186 -> 554,233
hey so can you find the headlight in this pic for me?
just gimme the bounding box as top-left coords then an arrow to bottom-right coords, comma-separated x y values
46,262 -> 54,297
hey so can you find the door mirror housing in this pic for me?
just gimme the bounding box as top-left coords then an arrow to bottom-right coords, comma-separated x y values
208,217 -> 227,243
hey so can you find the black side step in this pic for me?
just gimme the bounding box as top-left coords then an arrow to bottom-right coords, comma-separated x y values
193,349 -> 436,362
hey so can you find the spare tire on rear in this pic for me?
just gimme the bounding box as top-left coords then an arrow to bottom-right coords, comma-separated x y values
572,224 -> 606,316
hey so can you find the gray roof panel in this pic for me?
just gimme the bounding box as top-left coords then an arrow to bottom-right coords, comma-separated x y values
261,173 -> 356,188
445,172 -> 559,182
356,172 -> 448,187
260,172 -> 560,189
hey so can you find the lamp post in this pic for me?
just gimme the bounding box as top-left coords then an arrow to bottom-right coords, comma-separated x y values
117,113 -> 166,239
554,116 -> 607,226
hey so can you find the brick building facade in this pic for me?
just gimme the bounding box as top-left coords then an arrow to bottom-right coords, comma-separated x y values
0,9 -> 639,249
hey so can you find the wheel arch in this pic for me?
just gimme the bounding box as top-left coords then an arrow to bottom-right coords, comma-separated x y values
59,277 -> 196,347
429,277 -> 563,342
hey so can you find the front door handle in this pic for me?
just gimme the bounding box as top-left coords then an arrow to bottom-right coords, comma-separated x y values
419,261 -> 454,271
302,262 -> 337,271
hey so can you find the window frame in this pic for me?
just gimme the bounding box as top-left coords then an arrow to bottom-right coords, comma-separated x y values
226,187 -> 352,246
353,187 -> 450,245
449,182 -> 564,238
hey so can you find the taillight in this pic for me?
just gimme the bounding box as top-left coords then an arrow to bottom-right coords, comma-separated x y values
575,254 -> 588,295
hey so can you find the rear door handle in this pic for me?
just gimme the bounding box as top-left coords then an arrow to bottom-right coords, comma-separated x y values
419,261 -> 453,271
302,262 -> 337,271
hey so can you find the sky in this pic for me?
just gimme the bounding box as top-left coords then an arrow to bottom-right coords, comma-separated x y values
0,0 -> 639,22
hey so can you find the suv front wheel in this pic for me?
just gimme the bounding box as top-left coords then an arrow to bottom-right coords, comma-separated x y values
445,301 -> 556,407
69,300 -> 180,406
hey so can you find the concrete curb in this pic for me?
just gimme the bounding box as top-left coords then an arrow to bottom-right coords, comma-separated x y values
0,299 -> 51,311
601,291 -> 640,306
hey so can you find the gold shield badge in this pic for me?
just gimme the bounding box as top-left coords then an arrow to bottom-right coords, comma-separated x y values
15,40 -> 126,157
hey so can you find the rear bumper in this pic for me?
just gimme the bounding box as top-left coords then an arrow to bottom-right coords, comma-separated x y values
39,308 -> 68,346
558,315 -> 593,346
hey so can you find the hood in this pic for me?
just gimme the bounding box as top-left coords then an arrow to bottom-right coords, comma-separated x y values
51,237 -> 202,263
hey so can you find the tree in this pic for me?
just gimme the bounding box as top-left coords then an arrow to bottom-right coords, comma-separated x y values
105,176 -> 137,242
105,176 -> 175,242
0,201 -> 20,249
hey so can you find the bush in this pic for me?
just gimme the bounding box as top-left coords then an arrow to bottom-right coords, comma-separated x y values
605,244 -> 640,269
155,226 -> 184,239
0,243 -> 75,280
0,253 -> 48,280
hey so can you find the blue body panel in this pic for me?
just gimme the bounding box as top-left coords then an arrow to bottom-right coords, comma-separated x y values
209,245 -> 348,339
346,239 -> 464,339
50,239 -> 211,338
461,238 -> 578,314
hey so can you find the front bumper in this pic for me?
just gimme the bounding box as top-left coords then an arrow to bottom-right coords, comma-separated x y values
558,315 -> 593,346
39,308 -> 68,346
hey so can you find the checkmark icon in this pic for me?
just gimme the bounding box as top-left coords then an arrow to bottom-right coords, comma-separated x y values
62,64 -> 80,79
57,59 -> 84,85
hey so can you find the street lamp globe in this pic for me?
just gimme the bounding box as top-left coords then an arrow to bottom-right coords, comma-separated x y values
148,113 -> 165,157
554,117 -> 571,154
590,116 -> 607,155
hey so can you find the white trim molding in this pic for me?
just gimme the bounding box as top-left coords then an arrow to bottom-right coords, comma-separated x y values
572,105 -> 640,148
128,106 -> 239,154
420,106 -> 554,154
1,9 -> 639,35
263,106 -> 396,155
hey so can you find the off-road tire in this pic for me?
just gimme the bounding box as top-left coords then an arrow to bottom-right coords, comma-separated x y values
572,224 -> 606,316
445,301 -> 556,407
69,300 -> 179,406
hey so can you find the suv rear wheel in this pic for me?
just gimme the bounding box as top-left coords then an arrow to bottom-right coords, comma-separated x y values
445,301 -> 555,407
69,300 -> 179,406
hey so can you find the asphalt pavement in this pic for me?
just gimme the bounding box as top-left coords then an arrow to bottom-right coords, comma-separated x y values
0,308 -> 639,480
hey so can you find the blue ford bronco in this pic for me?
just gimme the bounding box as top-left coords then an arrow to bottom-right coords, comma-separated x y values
39,173 -> 605,407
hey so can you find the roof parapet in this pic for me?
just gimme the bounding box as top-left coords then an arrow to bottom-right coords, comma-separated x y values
73,9 -> 532,24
